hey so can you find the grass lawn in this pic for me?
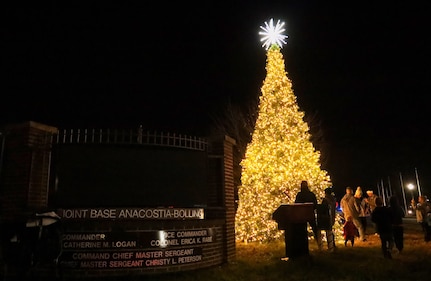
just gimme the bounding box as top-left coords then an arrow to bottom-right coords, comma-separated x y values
147,217 -> 431,281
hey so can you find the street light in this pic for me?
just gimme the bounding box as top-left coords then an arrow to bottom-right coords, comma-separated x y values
407,183 -> 415,200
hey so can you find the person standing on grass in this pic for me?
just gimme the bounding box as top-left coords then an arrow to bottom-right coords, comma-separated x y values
321,187 -> 337,252
295,180 -> 322,250
371,197 -> 394,259
411,195 -> 431,242
343,215 -> 358,246
340,187 -> 366,242
355,187 -> 370,234
388,195 -> 405,253
366,190 -> 378,234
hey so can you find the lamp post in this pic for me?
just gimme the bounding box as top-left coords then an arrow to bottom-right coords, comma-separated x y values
407,183 -> 415,201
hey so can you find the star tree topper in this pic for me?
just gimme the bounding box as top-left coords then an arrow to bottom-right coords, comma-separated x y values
259,18 -> 288,49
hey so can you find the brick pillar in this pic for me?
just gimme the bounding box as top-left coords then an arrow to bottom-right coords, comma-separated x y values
222,135 -> 236,262
0,121 -> 58,222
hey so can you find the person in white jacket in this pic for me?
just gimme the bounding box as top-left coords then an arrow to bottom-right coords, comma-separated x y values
340,186 -> 366,242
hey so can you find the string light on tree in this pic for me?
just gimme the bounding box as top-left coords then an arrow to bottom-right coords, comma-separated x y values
235,19 -> 331,242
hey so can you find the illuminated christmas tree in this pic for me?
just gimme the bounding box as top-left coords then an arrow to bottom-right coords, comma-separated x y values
235,19 -> 331,242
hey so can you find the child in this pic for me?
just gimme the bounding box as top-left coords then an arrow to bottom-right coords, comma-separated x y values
343,215 -> 358,246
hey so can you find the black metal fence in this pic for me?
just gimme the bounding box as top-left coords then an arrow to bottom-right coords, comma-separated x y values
55,127 -> 208,151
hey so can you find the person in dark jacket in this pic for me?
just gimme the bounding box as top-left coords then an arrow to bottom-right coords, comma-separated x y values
388,195 -> 405,253
371,197 -> 394,259
295,180 -> 322,249
321,187 -> 337,251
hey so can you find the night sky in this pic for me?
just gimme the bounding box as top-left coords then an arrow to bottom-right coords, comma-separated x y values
2,2 -> 431,197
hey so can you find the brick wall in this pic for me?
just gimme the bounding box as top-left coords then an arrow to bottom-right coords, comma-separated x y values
0,122 -> 238,279
0,121 -> 58,222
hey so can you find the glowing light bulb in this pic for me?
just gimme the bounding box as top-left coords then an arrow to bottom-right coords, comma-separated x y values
259,18 -> 288,50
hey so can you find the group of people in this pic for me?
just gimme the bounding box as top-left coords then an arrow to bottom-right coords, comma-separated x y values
293,181 -> 431,259
340,186 -> 406,258
340,186 -> 376,244
294,180 -> 337,252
